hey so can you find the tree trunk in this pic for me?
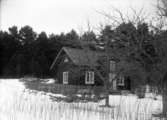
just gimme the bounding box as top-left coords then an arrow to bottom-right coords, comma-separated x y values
104,80 -> 111,107
105,90 -> 110,107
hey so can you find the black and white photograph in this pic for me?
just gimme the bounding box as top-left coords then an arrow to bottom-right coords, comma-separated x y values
0,0 -> 166,119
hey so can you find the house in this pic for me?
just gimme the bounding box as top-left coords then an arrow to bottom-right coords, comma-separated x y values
50,47 -> 131,90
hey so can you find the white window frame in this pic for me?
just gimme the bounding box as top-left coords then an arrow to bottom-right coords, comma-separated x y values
85,71 -> 94,84
117,76 -> 125,86
109,73 -> 116,82
63,71 -> 68,84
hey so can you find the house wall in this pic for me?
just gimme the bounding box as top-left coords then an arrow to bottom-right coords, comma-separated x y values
53,55 -> 136,90
51,47 -> 143,91
118,76 -> 143,92
53,54 -> 103,86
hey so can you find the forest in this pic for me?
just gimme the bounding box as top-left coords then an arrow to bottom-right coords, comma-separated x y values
0,25 -> 88,78
0,22 -> 162,83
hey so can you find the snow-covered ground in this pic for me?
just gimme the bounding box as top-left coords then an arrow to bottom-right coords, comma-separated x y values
0,79 -> 162,120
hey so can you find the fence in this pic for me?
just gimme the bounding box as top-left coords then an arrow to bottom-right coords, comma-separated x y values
25,81 -> 161,99
25,82 -> 108,95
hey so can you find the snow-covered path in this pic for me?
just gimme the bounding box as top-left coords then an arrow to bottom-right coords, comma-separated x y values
0,79 -> 162,120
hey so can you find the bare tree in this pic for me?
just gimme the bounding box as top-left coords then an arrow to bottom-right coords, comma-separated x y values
155,0 -> 167,117
157,0 -> 167,17
77,7 -> 161,109
92,8 -> 156,107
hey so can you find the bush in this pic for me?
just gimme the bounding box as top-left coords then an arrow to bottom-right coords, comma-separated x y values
135,86 -> 145,98
20,75 -> 40,82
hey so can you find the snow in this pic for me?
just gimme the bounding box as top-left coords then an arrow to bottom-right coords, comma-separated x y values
0,79 -> 163,120
41,79 -> 55,84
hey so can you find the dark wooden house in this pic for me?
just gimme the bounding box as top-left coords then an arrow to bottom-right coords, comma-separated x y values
50,47 -> 104,86
50,47 -> 132,90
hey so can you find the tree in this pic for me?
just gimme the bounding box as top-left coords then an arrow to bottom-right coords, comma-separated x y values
157,0 -> 167,17
0,30 -> 21,77
65,29 -> 80,48
0,31 -> 5,76
152,30 -> 167,117
86,20 -> 156,107
17,25 -> 36,76
33,31 -> 50,77
48,33 -> 63,60
19,25 -> 36,45
155,0 -> 167,117
8,26 -> 20,41
80,31 -> 97,50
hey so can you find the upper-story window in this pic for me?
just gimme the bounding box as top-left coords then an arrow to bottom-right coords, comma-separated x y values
85,71 -> 94,84
64,57 -> 69,63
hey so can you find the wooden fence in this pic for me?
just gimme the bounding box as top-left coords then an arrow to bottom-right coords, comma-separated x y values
25,82 -> 108,95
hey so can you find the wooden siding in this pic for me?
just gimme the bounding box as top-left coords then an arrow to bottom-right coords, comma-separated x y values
52,52 -> 103,86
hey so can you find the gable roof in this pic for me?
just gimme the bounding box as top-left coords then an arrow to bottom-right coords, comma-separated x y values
50,47 -> 104,70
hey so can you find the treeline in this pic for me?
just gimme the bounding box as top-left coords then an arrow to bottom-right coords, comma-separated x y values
0,22 -> 164,81
0,25 -> 98,78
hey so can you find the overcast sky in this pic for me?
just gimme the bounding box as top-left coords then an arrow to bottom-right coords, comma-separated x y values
1,0 -> 157,34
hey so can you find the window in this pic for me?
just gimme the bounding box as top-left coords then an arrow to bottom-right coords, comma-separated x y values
117,76 -> 125,86
109,73 -> 116,82
85,71 -> 94,84
64,58 -> 69,63
63,72 -> 68,84
110,60 -> 116,72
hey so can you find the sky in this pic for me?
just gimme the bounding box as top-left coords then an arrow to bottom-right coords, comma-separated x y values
0,0 -> 157,34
